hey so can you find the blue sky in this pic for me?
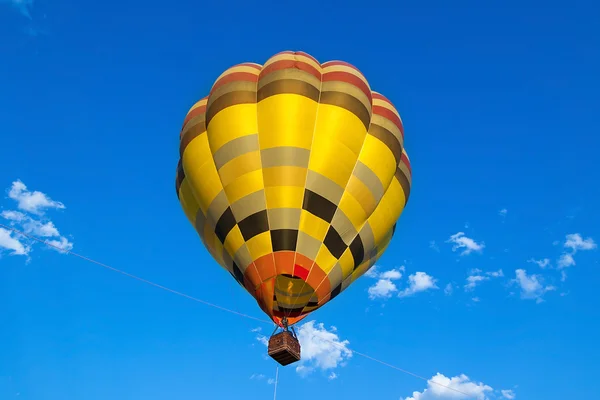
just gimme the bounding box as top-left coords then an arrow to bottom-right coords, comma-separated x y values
1,0 -> 599,399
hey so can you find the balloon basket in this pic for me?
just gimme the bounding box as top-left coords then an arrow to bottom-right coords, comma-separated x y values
268,330 -> 301,366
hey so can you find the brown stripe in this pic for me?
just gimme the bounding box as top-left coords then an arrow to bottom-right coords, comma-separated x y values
395,168 -> 411,204
322,71 -> 372,103
320,91 -> 371,130
175,159 -> 184,198
257,79 -> 320,102
179,119 -> 206,156
368,123 -> 402,164
206,91 -> 256,127
373,105 -> 404,139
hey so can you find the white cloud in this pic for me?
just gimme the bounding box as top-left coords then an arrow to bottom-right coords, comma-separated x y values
527,258 -> 550,269
46,236 -> 74,253
267,378 -> 275,385
1,0 -> 34,18
256,334 -> 269,347
444,283 -> 453,296
464,269 -> 503,291
472,297 -> 480,302
399,272 -> 438,297
486,269 -> 504,278
564,233 -> 596,252
367,267 -> 404,300
402,373 -> 493,400
249,373 -> 265,380
501,389 -> 516,399
447,232 -> 485,256
368,278 -> 398,299
328,372 -> 338,380
556,233 -> 596,270
0,227 -> 29,256
429,240 -> 440,252
499,208 -> 507,216
365,265 -> 379,278
464,275 -> 489,291
557,253 -> 575,269
513,269 -> 555,303
7,180 -> 65,215
251,327 -> 262,333
381,269 -> 403,280
1,180 -> 73,257
295,321 -> 352,376
2,211 -> 60,238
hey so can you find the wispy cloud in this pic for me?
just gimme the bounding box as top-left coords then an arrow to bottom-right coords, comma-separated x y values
1,180 -> 73,258
564,233 -> 596,252
0,227 -> 29,256
8,180 -> 65,215
1,0 -> 34,18
501,389 -> 516,399
512,269 -> 555,303
556,233 -> 596,271
444,283 -> 453,296
464,269 -> 504,291
429,240 -> 440,252
447,232 -> 485,256
528,258 -> 550,269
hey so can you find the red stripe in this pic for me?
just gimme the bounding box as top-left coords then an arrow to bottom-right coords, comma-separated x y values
373,105 -> 404,139
293,264 -> 310,280
401,152 -> 412,175
210,71 -> 259,94
181,104 -> 207,129
322,71 -> 372,101
295,51 -> 320,65
259,59 -> 321,81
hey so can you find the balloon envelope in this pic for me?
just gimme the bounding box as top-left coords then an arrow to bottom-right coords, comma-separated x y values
176,51 -> 412,326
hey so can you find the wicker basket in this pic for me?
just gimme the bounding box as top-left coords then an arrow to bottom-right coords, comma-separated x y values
268,331 -> 301,366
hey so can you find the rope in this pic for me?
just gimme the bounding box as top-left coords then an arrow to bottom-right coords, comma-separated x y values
0,223 -> 272,325
310,334 -> 471,397
2,223 -> 472,397
273,365 -> 279,400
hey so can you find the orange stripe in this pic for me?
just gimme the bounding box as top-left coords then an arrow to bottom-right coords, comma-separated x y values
322,71 -> 372,102
373,105 -> 404,139
210,71 -> 259,94
259,59 -> 321,80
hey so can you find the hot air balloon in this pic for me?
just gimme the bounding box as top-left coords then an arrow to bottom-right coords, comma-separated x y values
175,50 -> 412,365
